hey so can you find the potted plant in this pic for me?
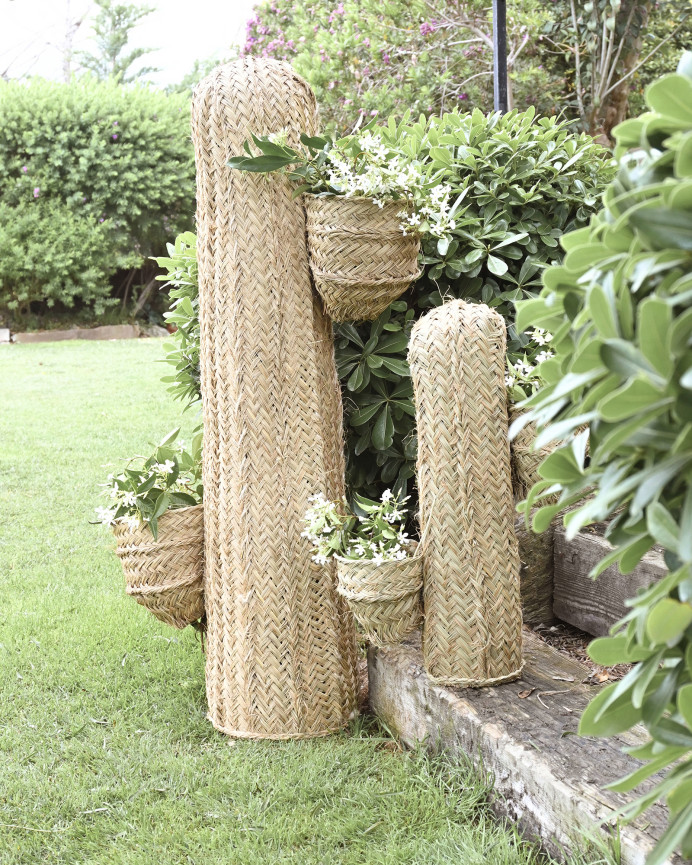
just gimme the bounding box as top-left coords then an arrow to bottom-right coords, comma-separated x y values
302,490 -> 422,647
228,126 -> 458,322
96,428 -> 204,630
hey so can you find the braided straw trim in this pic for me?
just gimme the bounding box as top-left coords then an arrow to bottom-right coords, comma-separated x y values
304,194 -> 420,322
192,59 -> 357,740
113,504 -> 204,630
336,548 -> 423,648
409,300 -> 523,686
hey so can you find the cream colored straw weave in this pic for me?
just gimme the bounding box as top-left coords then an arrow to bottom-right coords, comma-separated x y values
113,504 -> 204,630
336,547 -> 423,648
508,404 -> 555,501
409,300 -> 523,686
304,195 -> 421,322
191,59 -> 357,739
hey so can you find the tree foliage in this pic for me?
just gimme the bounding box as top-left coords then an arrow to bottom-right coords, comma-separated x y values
78,0 -> 159,83
540,0 -> 691,139
241,0 -> 691,141
242,0 -> 562,133
515,52 -> 692,864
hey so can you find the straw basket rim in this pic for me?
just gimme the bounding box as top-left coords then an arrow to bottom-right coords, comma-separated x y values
111,503 -> 203,539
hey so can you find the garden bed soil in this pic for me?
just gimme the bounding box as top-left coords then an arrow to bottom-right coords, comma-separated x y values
529,621 -> 633,683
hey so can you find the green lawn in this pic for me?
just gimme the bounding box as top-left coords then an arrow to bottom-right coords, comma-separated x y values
0,340 -> 608,865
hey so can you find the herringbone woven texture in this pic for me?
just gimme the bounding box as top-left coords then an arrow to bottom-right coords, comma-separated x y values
113,504 -> 204,630
304,195 -> 421,322
336,547 -> 423,648
409,301 -> 523,686
191,59 -> 357,740
508,405 -> 556,502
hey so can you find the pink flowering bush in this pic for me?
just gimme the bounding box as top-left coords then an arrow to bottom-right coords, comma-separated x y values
243,0 -> 562,132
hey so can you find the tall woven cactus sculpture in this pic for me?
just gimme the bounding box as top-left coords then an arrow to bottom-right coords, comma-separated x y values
409,300 -> 523,686
191,59 -> 357,739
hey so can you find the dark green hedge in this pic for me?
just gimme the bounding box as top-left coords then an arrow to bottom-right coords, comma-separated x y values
0,76 -> 194,320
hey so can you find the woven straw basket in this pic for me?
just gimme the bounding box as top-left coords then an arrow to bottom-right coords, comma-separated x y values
336,546 -> 423,648
303,194 -> 421,322
113,504 -> 204,629
192,59 -> 358,740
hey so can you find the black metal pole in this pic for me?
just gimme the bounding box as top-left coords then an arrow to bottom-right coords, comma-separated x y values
493,0 -> 508,114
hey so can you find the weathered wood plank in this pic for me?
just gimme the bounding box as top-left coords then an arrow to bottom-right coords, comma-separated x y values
516,515 -> 555,625
368,630 -> 682,865
554,529 -> 666,637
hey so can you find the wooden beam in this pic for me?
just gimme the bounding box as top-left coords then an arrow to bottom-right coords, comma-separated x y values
369,630 -> 681,864
553,528 -> 666,637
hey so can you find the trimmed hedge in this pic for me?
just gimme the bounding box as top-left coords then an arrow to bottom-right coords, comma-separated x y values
0,76 -> 195,320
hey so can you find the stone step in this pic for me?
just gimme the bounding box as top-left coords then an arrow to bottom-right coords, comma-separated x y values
368,630 -> 683,865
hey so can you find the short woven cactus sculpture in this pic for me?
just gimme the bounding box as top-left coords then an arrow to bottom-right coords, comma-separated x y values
409,300 -> 524,686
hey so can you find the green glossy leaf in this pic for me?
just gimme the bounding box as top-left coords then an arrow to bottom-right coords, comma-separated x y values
630,207 -> 692,252
646,74 -> 692,125
487,254 -> 508,276
579,682 -> 644,737
646,501 -> 680,552
678,683 -> 692,729
647,598 -> 692,645
638,298 -> 674,377
587,636 -> 648,666
598,379 -> 669,422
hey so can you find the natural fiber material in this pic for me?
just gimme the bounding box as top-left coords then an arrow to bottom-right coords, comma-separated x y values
508,405 -> 554,501
113,504 -> 204,630
409,300 -> 523,687
191,58 -> 357,740
515,514 -> 555,625
304,194 -> 421,322
336,548 -> 423,648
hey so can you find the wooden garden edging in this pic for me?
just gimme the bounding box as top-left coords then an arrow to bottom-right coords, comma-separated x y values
553,527 -> 667,637
368,630 -> 682,865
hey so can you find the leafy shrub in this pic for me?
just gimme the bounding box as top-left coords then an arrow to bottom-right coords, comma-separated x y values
0,199 -> 114,316
153,232 -> 200,407
0,76 -> 195,321
335,107 -> 612,498
515,52 -> 692,864
243,0 -> 562,133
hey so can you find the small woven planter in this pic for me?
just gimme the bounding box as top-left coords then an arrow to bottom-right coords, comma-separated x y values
304,194 -> 421,322
113,504 -> 204,629
336,547 -> 423,648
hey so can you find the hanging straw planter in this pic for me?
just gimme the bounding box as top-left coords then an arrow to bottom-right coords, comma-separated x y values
303,194 -> 421,323
336,544 -> 423,648
113,504 -> 204,630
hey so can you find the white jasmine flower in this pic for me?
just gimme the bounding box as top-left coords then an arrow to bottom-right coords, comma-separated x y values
95,506 -> 116,525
